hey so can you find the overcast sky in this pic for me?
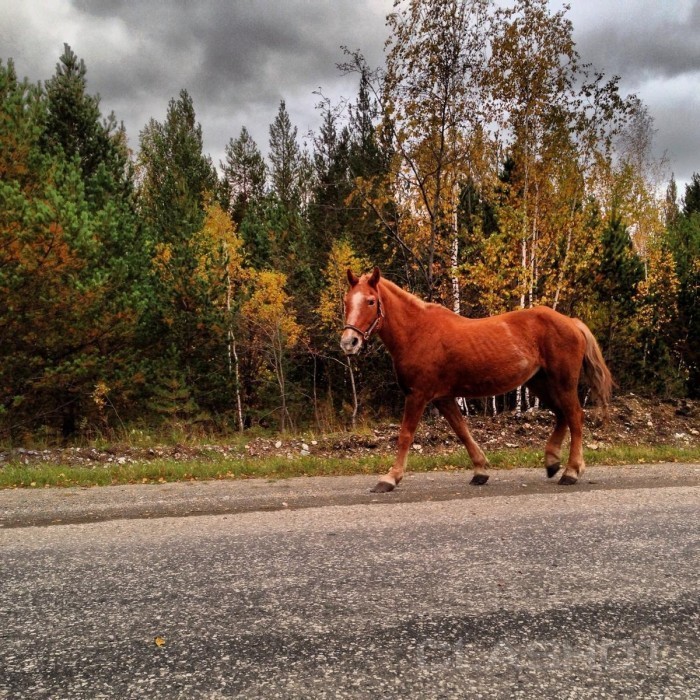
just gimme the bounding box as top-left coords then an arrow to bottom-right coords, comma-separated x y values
2,0 -> 699,191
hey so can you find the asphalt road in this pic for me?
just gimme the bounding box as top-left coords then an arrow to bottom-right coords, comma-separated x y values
1,464 -> 699,699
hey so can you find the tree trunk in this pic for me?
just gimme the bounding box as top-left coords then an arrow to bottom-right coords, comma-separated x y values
347,357 -> 358,430
272,332 -> 290,433
451,197 -> 468,415
312,353 -> 320,432
225,270 -> 244,432
231,335 -> 244,432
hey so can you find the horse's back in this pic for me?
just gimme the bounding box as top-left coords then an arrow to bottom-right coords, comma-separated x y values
456,305 -> 586,373
392,300 -> 586,399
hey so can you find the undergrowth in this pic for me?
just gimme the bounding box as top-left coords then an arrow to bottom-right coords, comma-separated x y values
1,444 -> 698,489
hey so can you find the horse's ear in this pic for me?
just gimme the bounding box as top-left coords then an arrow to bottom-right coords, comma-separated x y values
347,269 -> 360,287
368,266 -> 381,288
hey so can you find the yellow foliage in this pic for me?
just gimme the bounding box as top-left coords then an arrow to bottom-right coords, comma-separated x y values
196,201 -> 244,280
152,242 -> 173,282
91,381 -> 110,411
636,242 -> 679,331
241,270 -> 301,348
317,240 -> 370,330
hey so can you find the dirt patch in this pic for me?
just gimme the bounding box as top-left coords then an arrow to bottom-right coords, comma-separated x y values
1,394 -> 697,467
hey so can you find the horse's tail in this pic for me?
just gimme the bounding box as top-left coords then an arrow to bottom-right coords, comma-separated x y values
574,319 -> 613,414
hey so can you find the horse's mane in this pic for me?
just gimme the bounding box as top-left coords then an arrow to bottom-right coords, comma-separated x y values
377,276 -> 428,312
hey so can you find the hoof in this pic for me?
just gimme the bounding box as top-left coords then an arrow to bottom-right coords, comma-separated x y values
470,473 -> 489,486
546,462 -> 562,479
558,473 -> 578,486
370,480 -> 395,493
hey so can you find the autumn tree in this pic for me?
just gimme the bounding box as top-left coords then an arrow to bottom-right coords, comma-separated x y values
241,271 -> 301,431
375,0 -> 494,300
486,0 -> 623,317
635,240 -> 680,394
194,201 -> 246,426
316,240 -> 371,428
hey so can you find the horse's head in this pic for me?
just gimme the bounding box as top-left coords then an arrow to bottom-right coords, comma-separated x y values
340,266 -> 383,355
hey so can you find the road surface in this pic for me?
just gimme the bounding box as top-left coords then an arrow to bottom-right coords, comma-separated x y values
1,463 -> 699,698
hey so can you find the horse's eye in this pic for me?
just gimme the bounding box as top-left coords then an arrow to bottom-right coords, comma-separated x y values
368,299 -> 375,306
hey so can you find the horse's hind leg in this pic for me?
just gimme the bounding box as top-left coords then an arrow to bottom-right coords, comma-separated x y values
558,392 -> 585,485
434,398 -> 489,485
544,409 -> 568,479
525,371 -> 567,479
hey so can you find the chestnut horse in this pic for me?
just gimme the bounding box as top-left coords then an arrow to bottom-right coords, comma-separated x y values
340,267 -> 612,493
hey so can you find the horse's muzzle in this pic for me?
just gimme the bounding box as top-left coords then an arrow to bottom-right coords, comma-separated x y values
340,330 -> 362,355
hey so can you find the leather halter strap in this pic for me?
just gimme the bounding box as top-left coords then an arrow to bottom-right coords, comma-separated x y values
343,298 -> 384,342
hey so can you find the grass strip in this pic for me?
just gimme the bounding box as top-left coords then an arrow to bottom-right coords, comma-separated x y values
1,444 -> 698,490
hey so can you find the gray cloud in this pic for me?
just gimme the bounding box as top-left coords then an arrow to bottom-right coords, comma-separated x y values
2,0 -> 699,185
568,0 -> 700,185
2,0 -> 390,164
574,8 -> 700,85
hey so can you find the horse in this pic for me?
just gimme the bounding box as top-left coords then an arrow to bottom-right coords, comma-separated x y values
340,267 -> 613,493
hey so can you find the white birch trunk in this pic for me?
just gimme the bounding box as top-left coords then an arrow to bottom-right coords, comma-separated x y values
226,269 -> 244,432
488,395 -> 496,416
451,205 -> 468,416
231,337 -> 244,432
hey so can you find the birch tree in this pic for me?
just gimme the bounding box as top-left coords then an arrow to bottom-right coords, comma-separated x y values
344,0 -> 495,300
241,271 -> 301,432
317,240 -> 370,428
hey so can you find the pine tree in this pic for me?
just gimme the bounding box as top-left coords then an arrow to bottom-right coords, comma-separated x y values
269,100 -> 301,210
265,101 -> 315,312
682,172 -> 700,217
308,102 -> 352,259
344,67 -> 394,271
42,46 -> 111,187
665,176 -> 700,396
139,90 -> 217,247
594,210 -> 644,385
138,90 -> 219,412
221,126 -> 267,225
0,55 -> 145,436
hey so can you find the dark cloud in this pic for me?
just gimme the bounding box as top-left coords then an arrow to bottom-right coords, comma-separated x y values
54,0 -> 392,160
568,0 -> 700,184
575,19 -> 700,85
3,0 -> 390,163
2,0 -> 699,183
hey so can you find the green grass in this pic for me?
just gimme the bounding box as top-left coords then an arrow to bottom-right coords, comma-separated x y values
1,444 -> 698,490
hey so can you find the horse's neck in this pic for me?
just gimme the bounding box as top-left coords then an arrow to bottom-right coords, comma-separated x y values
378,280 -> 426,355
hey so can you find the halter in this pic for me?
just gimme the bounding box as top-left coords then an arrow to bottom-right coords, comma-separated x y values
343,298 -> 384,342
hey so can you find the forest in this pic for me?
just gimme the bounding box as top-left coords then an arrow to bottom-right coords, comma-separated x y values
1,0 -> 698,442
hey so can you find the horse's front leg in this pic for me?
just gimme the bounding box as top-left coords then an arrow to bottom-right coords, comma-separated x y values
371,394 -> 427,493
434,398 -> 490,485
